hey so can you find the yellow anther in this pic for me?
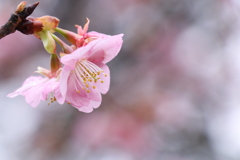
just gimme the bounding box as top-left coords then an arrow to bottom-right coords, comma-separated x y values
101,80 -> 104,83
104,74 -> 108,77
87,90 -> 91,93
76,90 -> 80,93
93,86 -> 96,89
85,84 -> 89,88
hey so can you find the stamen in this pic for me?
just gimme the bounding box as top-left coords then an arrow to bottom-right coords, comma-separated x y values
47,92 -> 56,105
73,72 -> 85,92
73,59 -> 106,91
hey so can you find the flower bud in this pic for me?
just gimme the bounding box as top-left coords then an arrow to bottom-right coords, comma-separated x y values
24,16 -> 60,54
50,54 -> 61,77
16,18 -> 43,35
35,16 -> 59,31
16,1 -> 26,13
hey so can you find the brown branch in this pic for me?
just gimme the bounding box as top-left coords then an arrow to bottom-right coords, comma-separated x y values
0,1 -> 39,39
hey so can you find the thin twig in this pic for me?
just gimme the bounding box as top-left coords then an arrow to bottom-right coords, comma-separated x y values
0,2 -> 39,39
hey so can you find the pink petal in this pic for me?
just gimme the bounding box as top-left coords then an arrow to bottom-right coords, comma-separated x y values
73,100 -> 101,113
87,31 -> 108,38
40,78 -> 59,100
76,25 -> 84,36
88,63 -> 110,94
75,105 -> 93,113
87,34 -> 123,64
88,100 -> 102,109
65,74 -> 91,107
25,89 -> 42,107
83,18 -> 90,35
8,76 -> 48,107
75,79 -> 102,102
60,55 -> 78,70
59,68 -> 71,100
76,18 -> 90,36
61,33 -> 123,67
54,86 -> 65,104
7,76 -> 43,98
61,39 -> 100,68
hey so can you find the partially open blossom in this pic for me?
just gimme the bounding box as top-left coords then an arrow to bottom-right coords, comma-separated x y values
8,67 -> 63,107
8,76 -> 58,107
58,34 -> 123,112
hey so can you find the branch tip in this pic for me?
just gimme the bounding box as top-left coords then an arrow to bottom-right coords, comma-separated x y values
0,1 -> 40,39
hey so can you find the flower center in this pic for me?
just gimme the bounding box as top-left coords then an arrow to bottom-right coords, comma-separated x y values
73,59 -> 107,93
47,92 -> 56,105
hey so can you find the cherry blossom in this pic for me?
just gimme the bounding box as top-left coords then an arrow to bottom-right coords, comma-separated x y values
7,76 -> 60,107
58,34 -> 123,112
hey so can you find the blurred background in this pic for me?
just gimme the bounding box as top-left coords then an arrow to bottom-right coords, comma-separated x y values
1,0 -> 240,159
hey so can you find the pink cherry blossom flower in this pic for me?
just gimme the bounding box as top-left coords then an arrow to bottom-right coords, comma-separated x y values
7,68 -> 63,107
58,33 -> 123,112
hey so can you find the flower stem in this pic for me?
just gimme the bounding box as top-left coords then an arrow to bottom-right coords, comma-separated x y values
50,54 -> 61,77
51,33 -> 73,54
55,27 -> 80,46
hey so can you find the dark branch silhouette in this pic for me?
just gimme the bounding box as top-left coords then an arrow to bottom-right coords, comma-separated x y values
0,2 -> 39,39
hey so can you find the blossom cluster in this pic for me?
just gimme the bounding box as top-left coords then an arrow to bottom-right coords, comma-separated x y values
8,16 -> 123,113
